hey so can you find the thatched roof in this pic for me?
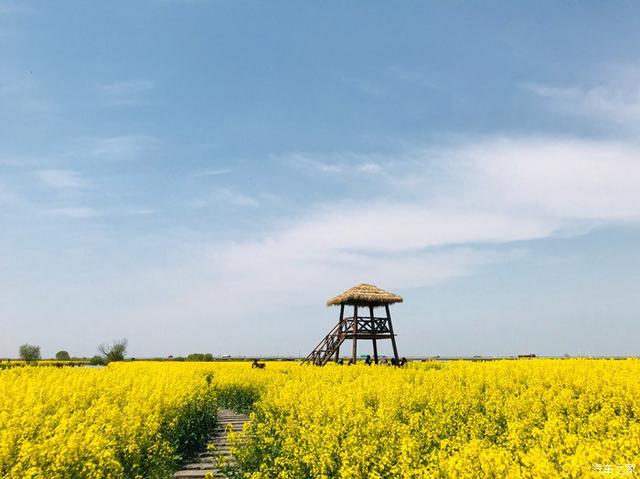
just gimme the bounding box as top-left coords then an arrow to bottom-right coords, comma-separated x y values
326,283 -> 403,306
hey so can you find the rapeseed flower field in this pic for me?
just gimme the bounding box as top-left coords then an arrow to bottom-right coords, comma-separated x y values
0,363 -> 217,478
1,359 -> 639,478
230,359 -> 640,478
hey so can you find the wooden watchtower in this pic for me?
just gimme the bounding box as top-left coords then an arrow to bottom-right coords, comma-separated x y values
303,283 -> 402,366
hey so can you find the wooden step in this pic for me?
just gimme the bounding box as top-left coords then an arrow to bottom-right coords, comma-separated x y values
174,409 -> 249,478
174,470 -> 224,478
184,463 -> 220,470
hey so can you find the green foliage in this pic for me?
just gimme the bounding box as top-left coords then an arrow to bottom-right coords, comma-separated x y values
55,350 -> 71,361
114,376 -> 218,476
164,387 -> 218,461
216,383 -> 261,414
186,353 -> 214,362
89,355 -> 106,366
18,344 -> 41,363
98,338 -> 127,363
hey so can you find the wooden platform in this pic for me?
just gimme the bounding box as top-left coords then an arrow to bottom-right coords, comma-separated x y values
174,409 -> 249,478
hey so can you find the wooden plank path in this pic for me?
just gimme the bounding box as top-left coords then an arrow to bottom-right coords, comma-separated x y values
174,409 -> 249,479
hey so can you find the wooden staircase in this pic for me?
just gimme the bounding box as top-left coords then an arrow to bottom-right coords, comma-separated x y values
174,408 -> 249,478
302,322 -> 346,366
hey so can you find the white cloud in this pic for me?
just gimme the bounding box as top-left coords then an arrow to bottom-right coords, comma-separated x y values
189,246 -> 510,316
35,169 -> 88,189
15,136 -> 640,331
26,135 -> 640,323
437,137 -> 640,221
5,132 -> 640,355
142,135 -> 640,329
5,57 -> 640,355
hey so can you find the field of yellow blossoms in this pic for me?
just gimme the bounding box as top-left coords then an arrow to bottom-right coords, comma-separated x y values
1,359 -> 639,478
0,363 -> 218,478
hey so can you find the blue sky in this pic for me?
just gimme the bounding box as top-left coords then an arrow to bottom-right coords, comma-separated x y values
1,1 -> 640,358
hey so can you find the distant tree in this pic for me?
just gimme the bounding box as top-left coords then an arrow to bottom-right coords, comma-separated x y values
89,355 -> 106,366
19,344 -> 41,363
98,338 -> 128,363
187,353 -> 214,362
55,350 -> 71,361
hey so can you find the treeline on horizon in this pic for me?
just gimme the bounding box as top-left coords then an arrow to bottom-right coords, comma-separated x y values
2,340 -> 246,367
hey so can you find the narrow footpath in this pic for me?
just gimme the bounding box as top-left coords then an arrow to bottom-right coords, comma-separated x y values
174,409 -> 249,478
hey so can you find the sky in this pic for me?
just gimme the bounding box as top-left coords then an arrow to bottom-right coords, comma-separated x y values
1,1 -> 640,358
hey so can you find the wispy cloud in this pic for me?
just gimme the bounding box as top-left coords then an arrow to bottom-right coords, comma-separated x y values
0,70 -> 51,115
386,66 -> 441,89
8,134 -> 640,354
286,151 -> 388,176
357,162 -> 383,174
0,3 -> 39,15
89,135 -> 160,160
333,73 -> 387,97
525,82 -> 640,124
212,187 -> 258,207
192,168 -> 233,177
35,169 -> 88,189
140,134 -> 640,331
48,207 -> 100,219
98,80 -> 155,106
118,207 -> 156,216
0,157 -> 29,167
44,206 -> 154,219
188,186 -> 258,208
523,65 -> 640,128
0,4 -> 38,38
5,63 -> 640,352
331,66 -> 440,101
286,152 -> 343,173
0,183 -> 24,208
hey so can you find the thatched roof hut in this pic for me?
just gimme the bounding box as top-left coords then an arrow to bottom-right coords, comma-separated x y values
304,283 -> 403,365
326,283 -> 403,307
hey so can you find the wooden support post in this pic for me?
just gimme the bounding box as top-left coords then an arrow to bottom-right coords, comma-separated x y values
352,305 -> 358,363
369,305 -> 378,364
335,304 -> 344,362
385,304 -> 399,362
